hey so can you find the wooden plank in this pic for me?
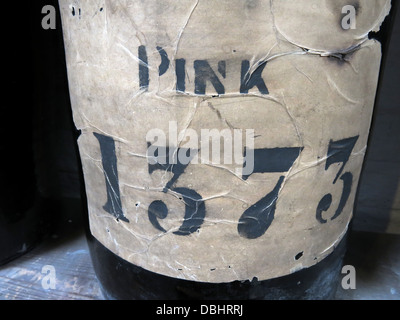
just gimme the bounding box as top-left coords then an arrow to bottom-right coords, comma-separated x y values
0,230 -> 104,300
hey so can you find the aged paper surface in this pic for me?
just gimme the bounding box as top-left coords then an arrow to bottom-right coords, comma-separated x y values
59,0 -> 390,282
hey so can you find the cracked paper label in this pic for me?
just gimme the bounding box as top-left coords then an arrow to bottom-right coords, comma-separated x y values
59,0 -> 391,282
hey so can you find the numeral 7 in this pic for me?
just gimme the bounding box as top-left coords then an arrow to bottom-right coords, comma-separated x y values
238,147 -> 303,239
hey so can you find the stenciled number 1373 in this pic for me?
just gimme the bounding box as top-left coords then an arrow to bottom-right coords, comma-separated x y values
93,132 -> 358,240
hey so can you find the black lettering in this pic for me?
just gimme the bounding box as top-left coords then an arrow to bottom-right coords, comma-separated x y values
147,143 -> 205,235
148,200 -> 168,232
176,59 -> 186,92
316,136 -> 358,223
238,146 -> 303,239
316,193 -> 333,224
325,136 -> 359,183
138,45 -> 149,90
218,60 -> 226,78
240,60 -> 269,94
194,60 -> 225,95
238,176 -> 284,239
242,147 -> 304,180
147,144 -> 198,191
156,46 -> 170,76
93,133 -> 129,222
330,172 -> 352,221
172,187 -> 206,236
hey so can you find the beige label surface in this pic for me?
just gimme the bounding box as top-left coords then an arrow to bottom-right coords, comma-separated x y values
59,0 -> 391,282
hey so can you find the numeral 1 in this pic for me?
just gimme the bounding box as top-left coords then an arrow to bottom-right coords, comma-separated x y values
93,133 -> 129,222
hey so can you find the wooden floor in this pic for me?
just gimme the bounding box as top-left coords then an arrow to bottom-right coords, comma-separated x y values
0,225 -> 104,300
0,225 -> 399,300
